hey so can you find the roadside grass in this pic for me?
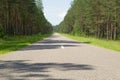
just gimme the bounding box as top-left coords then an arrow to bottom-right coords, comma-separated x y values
0,33 -> 52,55
60,33 -> 120,52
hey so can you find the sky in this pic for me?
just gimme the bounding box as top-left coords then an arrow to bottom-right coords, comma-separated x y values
42,0 -> 73,25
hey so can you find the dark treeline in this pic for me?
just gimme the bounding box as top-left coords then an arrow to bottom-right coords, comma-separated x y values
0,0 -> 52,36
57,0 -> 120,40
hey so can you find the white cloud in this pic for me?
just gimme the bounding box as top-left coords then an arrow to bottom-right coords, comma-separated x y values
42,0 -> 72,25
58,12 -> 67,19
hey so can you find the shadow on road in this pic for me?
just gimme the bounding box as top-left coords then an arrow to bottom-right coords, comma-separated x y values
0,60 -> 94,80
21,45 -> 79,51
20,39 -> 90,51
39,39 -> 81,44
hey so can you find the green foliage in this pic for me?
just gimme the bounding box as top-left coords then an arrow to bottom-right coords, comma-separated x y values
0,33 -> 52,54
0,0 -> 53,35
61,33 -> 120,52
72,20 -> 85,36
58,0 -> 120,40
0,24 -> 4,38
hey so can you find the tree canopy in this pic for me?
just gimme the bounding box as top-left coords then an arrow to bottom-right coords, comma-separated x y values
58,0 -> 120,40
0,0 -> 53,36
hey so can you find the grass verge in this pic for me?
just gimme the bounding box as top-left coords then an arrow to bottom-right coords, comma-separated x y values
0,33 -> 52,55
60,33 -> 120,52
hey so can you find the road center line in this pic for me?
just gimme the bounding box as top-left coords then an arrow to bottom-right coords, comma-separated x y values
61,45 -> 64,49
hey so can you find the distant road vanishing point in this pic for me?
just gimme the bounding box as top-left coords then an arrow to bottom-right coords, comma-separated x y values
0,33 -> 120,80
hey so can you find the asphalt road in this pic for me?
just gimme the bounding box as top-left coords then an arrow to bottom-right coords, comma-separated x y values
0,33 -> 120,80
